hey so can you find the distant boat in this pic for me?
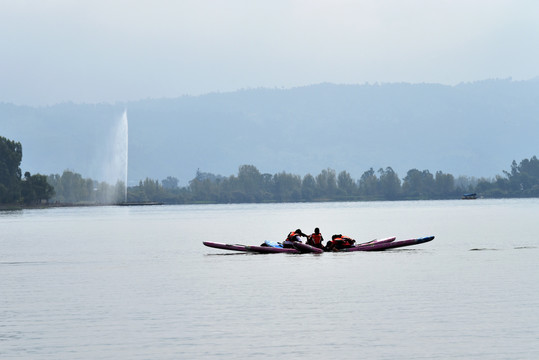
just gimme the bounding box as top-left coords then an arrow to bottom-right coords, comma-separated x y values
462,193 -> 477,200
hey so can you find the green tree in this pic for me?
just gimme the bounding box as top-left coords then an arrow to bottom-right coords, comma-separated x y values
162,176 -> 179,189
455,175 -> 478,195
128,180 -> 149,202
261,173 -> 274,200
189,170 -> 221,202
378,167 -> 401,200
302,174 -> 316,200
492,175 -> 511,197
402,169 -> 435,199
316,168 -> 337,198
475,178 -> 495,196
0,136 -> 23,203
504,156 -> 539,196
273,172 -> 302,202
48,170 -> 128,204
434,171 -> 455,198
21,172 -> 55,205
358,168 -> 378,199
237,164 -> 263,201
337,170 -> 356,196
58,170 -> 86,202
135,178 -> 164,202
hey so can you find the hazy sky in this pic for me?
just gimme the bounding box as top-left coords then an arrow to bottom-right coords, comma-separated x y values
1,0 -> 538,105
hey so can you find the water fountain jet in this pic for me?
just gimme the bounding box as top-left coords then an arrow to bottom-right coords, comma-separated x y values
102,110 -> 128,204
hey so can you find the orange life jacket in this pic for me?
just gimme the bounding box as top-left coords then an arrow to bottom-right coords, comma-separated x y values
310,233 -> 323,245
286,231 -> 300,242
333,235 -> 354,246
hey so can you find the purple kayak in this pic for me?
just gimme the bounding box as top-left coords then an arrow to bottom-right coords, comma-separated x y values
338,236 -> 396,252
203,236 -> 434,253
204,241 -> 322,254
293,242 -> 324,253
203,241 -> 301,253
356,236 -> 435,251
245,245 -> 299,253
203,241 -> 251,252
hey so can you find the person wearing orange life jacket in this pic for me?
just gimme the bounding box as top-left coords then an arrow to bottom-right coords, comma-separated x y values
283,229 -> 308,248
325,234 -> 356,251
307,227 -> 325,249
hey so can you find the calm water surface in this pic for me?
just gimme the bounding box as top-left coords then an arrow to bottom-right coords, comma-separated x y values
1,199 -> 538,359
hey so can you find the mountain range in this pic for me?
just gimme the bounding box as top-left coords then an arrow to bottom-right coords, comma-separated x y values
1,79 -> 538,186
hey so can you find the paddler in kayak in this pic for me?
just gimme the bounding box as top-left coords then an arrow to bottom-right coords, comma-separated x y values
325,234 -> 356,251
307,227 -> 325,249
283,229 -> 308,248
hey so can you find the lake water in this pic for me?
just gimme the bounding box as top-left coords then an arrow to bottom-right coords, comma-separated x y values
1,199 -> 538,359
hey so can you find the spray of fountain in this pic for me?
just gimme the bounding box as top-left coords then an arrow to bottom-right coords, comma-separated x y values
121,110 -> 128,202
102,110 -> 128,204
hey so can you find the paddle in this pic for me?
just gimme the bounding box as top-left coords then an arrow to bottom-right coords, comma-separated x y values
357,238 -> 377,246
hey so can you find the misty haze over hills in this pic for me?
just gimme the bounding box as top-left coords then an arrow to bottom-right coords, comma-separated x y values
1,79 -> 538,186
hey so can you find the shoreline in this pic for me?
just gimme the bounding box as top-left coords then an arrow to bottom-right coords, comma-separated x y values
0,201 -> 164,211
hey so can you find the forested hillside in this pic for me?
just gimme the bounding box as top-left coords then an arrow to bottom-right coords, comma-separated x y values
2,79 -> 538,186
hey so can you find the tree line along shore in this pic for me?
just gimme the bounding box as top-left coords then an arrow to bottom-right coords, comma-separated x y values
2,135 -> 539,207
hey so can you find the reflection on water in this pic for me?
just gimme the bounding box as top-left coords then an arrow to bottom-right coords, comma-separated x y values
1,199 -> 539,359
